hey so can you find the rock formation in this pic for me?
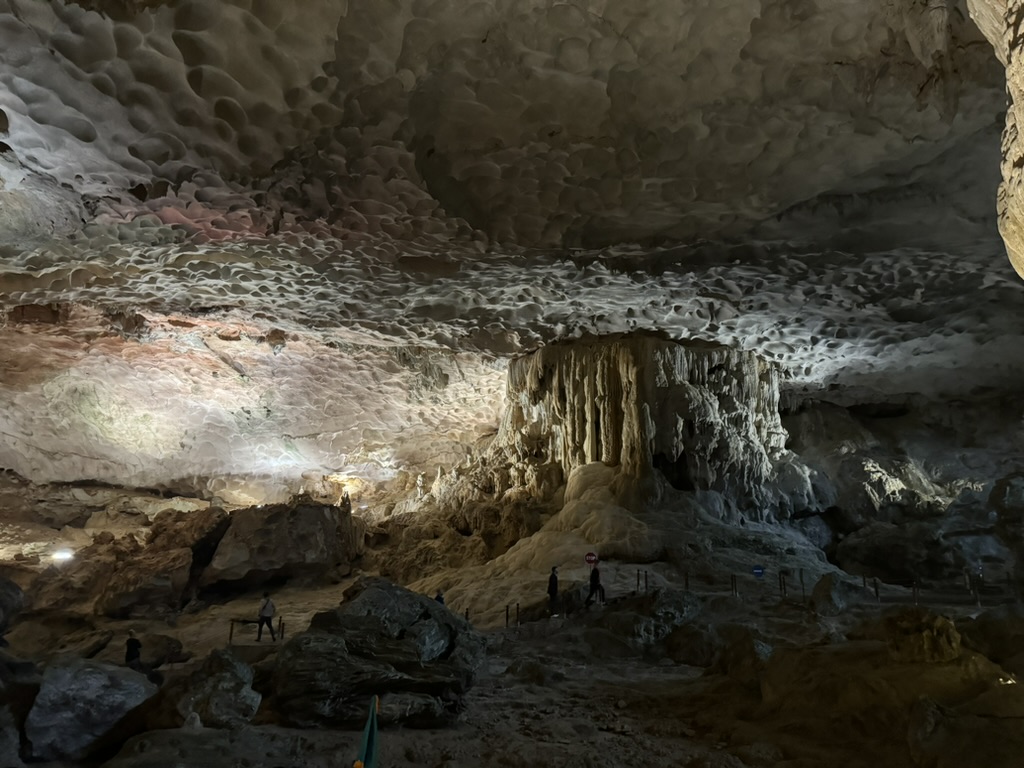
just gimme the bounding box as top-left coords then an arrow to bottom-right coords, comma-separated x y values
24,657 -> 157,761
0,577 -> 23,636
2,1 -> 1024,765
272,577 -> 485,727
201,496 -> 358,589
489,334 -> 796,513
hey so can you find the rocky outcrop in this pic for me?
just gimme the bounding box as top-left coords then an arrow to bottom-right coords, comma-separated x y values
429,334 -> 816,520
810,572 -> 870,617
25,657 -> 157,760
883,608 -> 961,664
96,548 -> 193,619
0,704 -> 24,768
156,650 -> 261,729
908,695 -> 1024,768
201,496 -> 357,589
272,577 -> 485,727
501,335 -> 788,509
25,536 -> 143,615
959,605 -> 1024,676
595,589 -> 702,647
0,577 -> 23,635
148,505 -> 230,568
0,649 -> 39,766
835,522 -> 954,583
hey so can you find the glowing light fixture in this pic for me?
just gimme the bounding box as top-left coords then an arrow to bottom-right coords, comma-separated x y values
52,549 -> 74,562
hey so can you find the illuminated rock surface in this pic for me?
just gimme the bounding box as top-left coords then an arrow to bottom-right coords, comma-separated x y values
4,0 -> 1024,765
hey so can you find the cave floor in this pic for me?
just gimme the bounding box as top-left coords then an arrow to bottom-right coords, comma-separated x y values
10,576 -> 998,768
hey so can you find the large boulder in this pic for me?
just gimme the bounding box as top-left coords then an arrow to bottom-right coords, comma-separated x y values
0,650 -> 40,752
908,695 -> 1024,768
201,497 -> 357,588
883,608 -> 961,664
810,572 -> 870,617
147,506 -> 230,559
664,623 -> 719,667
959,605 -> 1024,676
0,705 -> 24,767
272,577 -> 485,727
24,536 -> 142,615
96,548 -> 193,619
835,521 -> 954,583
0,576 -> 23,635
4,614 -> 113,663
711,625 -> 775,689
25,657 -> 157,760
595,589 -> 702,647
175,650 -> 261,728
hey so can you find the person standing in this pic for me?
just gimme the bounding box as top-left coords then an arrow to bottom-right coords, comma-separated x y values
547,566 -> 559,617
585,563 -> 606,607
125,629 -> 142,670
257,591 -> 277,642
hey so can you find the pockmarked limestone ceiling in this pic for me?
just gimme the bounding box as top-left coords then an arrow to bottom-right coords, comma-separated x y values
0,0 -> 1021,497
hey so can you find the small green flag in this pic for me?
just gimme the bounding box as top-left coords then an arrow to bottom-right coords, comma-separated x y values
354,695 -> 379,768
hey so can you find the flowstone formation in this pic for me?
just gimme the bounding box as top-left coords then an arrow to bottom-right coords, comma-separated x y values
493,335 -> 793,512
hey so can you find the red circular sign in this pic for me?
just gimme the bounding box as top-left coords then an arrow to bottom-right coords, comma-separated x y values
584,552 -> 598,564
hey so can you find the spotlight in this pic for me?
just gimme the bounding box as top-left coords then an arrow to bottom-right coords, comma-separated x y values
52,549 -> 74,562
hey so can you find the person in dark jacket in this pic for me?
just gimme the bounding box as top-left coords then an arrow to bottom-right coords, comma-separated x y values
585,564 -> 606,607
547,566 -> 559,617
125,629 -> 142,670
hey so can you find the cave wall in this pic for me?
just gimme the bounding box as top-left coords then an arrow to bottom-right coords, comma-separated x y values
0,306 -> 505,501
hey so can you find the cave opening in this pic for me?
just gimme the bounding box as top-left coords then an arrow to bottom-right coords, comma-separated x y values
652,451 -> 696,491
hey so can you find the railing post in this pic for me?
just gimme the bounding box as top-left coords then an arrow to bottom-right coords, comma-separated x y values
874,578 -> 880,603
731,574 -> 738,597
800,568 -> 806,602
636,569 -> 640,593
505,604 -> 510,628
781,572 -> 788,598
516,602 -> 520,626
229,620 -> 234,646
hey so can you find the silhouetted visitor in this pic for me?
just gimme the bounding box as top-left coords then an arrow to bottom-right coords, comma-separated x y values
585,564 -> 606,607
125,629 -> 142,670
548,566 -> 559,617
435,590 -> 445,605
257,591 -> 277,642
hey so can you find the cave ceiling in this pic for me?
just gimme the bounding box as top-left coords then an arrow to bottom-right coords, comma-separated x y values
0,0 -> 1021,498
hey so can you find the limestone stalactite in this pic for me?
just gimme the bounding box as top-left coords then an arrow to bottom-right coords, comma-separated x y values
491,335 -> 789,511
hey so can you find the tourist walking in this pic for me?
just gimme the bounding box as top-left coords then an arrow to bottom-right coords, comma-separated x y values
585,563 -> 606,606
257,591 -> 277,642
547,565 -> 559,617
